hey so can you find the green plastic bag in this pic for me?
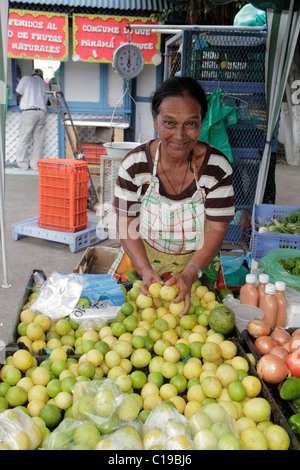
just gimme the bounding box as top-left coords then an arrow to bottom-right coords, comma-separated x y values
199,88 -> 236,163
233,4 -> 266,27
259,248 -> 300,291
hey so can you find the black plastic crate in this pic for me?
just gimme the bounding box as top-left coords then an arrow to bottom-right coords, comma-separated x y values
7,269 -> 47,347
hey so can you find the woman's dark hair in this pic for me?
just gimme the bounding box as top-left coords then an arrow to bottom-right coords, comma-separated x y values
151,76 -> 208,121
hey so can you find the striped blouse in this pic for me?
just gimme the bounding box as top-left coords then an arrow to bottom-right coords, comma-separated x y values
113,140 -> 235,222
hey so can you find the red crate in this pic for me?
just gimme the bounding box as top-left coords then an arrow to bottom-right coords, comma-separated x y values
37,159 -> 89,232
79,142 -> 107,165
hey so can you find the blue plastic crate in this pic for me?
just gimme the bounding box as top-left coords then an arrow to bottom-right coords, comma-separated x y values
251,204 -> 300,261
12,217 -> 108,253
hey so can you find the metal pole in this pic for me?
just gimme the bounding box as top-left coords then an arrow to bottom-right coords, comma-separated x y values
126,23 -> 264,33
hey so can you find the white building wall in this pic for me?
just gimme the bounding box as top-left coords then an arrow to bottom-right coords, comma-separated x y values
135,64 -> 157,143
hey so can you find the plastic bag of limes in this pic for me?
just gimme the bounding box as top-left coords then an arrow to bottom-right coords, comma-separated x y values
142,402 -> 194,450
72,378 -> 143,438
0,408 -> 42,450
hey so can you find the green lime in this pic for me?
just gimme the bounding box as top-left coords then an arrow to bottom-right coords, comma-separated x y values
198,313 -> 209,327
170,374 -> 187,394
132,335 -> 146,349
148,371 -> 164,388
144,336 -> 154,351
0,382 -> 11,398
228,380 -> 247,402
175,342 -> 190,360
17,321 -> 29,336
111,322 -> 126,337
201,397 -> 217,406
61,376 -> 77,394
121,302 -> 134,316
39,404 -> 62,428
218,288 -> 233,300
81,340 -> 95,354
187,377 -> 200,389
51,359 -> 67,377
237,369 -> 248,381
122,315 -> 138,332
187,304 -> 196,315
189,341 -> 203,358
46,379 -> 62,398
195,306 -> 207,316
94,341 -> 110,355
139,409 -> 151,423
130,370 -> 147,389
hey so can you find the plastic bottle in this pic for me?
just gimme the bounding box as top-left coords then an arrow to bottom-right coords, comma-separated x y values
260,283 -> 277,328
258,273 -> 269,307
275,281 -> 287,328
239,274 -> 259,306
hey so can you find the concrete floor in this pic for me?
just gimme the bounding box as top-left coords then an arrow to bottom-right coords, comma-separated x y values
1,161 -> 300,346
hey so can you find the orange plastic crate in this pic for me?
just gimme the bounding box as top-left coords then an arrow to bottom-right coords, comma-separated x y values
79,142 -> 107,165
37,159 -> 89,232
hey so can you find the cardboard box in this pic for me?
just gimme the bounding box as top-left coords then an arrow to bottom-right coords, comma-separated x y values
73,246 -> 119,274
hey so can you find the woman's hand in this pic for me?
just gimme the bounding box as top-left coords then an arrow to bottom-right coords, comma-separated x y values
140,268 -> 165,296
165,269 -> 197,317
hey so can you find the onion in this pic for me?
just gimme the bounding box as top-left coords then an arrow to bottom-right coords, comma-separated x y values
289,335 -> 300,353
282,341 -> 291,352
247,319 -> 271,338
270,327 -> 291,346
254,336 -> 278,356
292,329 -> 300,337
257,354 -> 290,384
269,345 -> 289,361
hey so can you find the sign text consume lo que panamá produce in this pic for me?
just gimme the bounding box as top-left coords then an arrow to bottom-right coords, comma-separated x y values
73,15 -> 161,63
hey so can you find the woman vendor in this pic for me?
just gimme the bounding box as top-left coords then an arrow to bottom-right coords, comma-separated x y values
110,76 -> 235,317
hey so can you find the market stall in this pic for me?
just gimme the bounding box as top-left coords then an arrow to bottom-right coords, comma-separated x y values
1,1 -> 300,454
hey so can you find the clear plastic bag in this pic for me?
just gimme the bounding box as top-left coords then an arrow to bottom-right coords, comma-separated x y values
30,271 -> 84,319
188,403 -> 243,450
72,378 -> 142,437
69,299 -> 121,330
30,271 -> 125,322
0,409 -> 42,450
142,402 -> 194,450
285,286 -> 300,328
42,418 -> 101,450
95,422 -> 144,450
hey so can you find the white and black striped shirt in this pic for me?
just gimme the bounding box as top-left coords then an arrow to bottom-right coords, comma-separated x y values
113,140 -> 235,222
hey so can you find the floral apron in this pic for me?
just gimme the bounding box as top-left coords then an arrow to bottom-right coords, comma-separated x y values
109,142 -> 207,281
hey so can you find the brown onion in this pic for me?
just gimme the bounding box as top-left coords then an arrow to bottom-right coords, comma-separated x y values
270,327 -> 291,345
289,335 -> 300,353
269,345 -> 289,361
247,319 -> 271,338
254,336 -> 277,355
256,354 -> 290,384
282,341 -> 291,352
292,329 -> 300,337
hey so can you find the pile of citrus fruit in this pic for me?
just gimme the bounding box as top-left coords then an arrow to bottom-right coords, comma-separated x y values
0,279 -> 291,450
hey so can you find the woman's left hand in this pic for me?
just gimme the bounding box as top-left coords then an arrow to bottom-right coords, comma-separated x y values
165,271 -> 195,317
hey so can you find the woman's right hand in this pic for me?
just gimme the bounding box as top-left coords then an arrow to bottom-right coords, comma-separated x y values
140,268 -> 165,296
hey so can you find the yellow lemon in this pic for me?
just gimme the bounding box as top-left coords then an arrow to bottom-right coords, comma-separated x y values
148,283 -> 162,298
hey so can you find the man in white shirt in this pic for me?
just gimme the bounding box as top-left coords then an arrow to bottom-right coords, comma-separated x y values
15,68 -> 50,170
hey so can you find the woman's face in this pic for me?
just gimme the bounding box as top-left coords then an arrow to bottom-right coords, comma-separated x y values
153,93 -> 202,160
